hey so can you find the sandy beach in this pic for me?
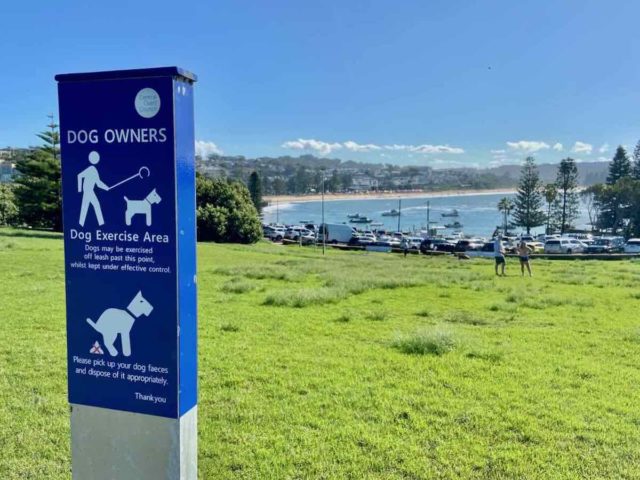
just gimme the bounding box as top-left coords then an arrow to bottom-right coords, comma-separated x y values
264,188 -> 517,205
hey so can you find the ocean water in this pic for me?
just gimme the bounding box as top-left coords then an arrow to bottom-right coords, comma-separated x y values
262,192 -> 591,238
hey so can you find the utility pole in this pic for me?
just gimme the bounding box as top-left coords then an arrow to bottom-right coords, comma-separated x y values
426,200 -> 430,235
47,113 -> 59,160
321,168 -> 326,255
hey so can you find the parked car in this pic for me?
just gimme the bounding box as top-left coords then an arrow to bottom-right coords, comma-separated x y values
284,226 -> 309,241
585,237 -> 625,254
264,226 -> 286,242
455,238 -> 485,252
298,232 -> 316,245
537,234 -> 560,242
518,234 -> 536,243
401,236 -> 423,250
526,241 -> 545,253
624,238 -> 640,253
544,238 -> 586,254
419,238 -> 455,254
349,234 -> 375,246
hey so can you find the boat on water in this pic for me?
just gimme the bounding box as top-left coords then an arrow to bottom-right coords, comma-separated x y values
444,221 -> 463,229
381,209 -> 400,217
347,213 -> 362,219
350,216 -> 373,224
441,209 -> 459,217
370,221 -> 384,227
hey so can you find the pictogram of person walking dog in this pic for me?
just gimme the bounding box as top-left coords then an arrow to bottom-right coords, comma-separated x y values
77,150 -> 160,227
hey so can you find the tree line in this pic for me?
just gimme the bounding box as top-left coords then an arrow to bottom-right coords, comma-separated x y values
498,156 -> 581,235
582,145 -> 640,237
500,144 -> 640,237
1,122 -> 263,243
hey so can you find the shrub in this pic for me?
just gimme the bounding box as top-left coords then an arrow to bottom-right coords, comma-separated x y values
263,288 -> 345,308
445,310 -> 488,326
366,311 -> 388,321
335,312 -> 353,323
196,174 -> 262,243
220,279 -> 256,294
220,323 -> 240,332
392,329 -> 458,356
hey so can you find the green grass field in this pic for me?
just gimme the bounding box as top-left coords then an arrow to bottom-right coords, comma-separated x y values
1,228 -> 640,479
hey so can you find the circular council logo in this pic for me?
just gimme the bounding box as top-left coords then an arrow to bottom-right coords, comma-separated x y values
134,88 -> 161,118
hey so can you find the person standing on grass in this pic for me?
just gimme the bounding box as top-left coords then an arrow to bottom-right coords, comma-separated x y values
494,235 -> 506,276
517,241 -> 533,277
402,238 -> 409,257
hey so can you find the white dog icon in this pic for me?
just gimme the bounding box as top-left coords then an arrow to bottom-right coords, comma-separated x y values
124,188 -> 162,226
86,291 -> 153,357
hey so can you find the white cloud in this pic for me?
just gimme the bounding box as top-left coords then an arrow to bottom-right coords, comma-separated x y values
490,149 -> 506,154
597,156 -> 609,162
282,139 -> 464,155
412,144 -> 464,154
195,140 -> 223,157
552,143 -> 563,151
572,141 -> 593,154
281,138 -> 342,156
383,144 -> 464,154
343,140 -> 382,152
506,140 -> 551,153
598,143 -> 609,153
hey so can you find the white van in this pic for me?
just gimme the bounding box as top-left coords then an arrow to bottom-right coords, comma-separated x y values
544,238 -> 586,254
319,223 -> 356,244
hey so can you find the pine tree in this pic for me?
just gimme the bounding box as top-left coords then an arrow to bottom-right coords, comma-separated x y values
555,158 -> 580,234
512,157 -> 545,234
247,171 -> 263,212
633,140 -> 640,180
606,145 -> 631,184
13,118 -> 62,231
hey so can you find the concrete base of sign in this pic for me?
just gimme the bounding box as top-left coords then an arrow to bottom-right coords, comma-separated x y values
70,404 -> 197,479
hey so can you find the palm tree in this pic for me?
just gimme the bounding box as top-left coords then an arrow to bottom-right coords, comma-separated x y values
542,183 -> 558,234
497,197 -> 514,235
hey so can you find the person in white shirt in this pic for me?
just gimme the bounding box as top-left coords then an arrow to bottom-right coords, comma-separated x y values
494,235 -> 506,276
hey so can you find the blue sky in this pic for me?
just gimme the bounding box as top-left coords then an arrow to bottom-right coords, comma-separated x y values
2,0 -> 640,167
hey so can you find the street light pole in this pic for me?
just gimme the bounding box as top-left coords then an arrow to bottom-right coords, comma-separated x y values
321,168 -> 326,255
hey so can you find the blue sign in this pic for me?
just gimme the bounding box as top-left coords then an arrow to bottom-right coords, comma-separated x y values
56,67 -> 197,419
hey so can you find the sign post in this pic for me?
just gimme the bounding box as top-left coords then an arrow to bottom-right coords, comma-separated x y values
56,67 -> 198,479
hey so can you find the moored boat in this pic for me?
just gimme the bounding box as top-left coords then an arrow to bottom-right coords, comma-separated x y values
381,209 -> 400,217
350,216 -> 373,224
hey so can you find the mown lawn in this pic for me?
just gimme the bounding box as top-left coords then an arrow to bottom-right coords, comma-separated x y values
1,228 -> 640,479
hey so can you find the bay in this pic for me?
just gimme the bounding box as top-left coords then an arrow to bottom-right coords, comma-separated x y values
262,192 -> 591,237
